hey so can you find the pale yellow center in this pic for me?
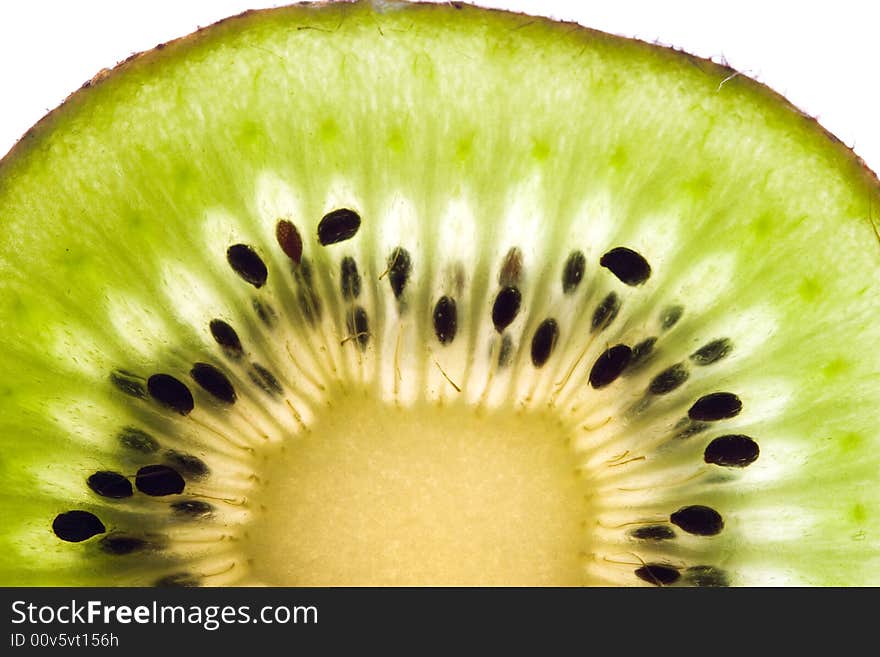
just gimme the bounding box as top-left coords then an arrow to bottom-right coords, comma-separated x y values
245,393 -> 591,586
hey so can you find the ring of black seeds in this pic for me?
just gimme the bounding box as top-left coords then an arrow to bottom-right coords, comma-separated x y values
54,207 -> 760,586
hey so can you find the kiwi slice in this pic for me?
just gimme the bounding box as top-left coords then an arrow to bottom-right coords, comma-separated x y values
1,1 -> 878,587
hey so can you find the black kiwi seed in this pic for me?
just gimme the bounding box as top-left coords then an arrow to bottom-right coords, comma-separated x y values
630,525 -> 676,541
252,298 -> 277,327
190,362 -> 237,404
625,337 -> 657,373
135,465 -> 186,496
110,369 -> 147,399
340,256 -> 361,300
250,363 -> 283,396
154,573 -> 201,588
530,318 -> 559,368
226,244 -> 268,288
52,510 -> 105,542
670,505 -> 724,536
118,426 -> 160,454
492,286 -> 522,333
346,306 -> 370,350
147,374 -> 195,416
171,500 -> 214,518
647,363 -> 690,395
100,535 -> 149,555
685,565 -> 731,587
635,563 -> 680,586
209,319 -> 244,359
690,338 -> 733,366
562,250 -> 586,294
688,392 -> 742,421
318,208 -> 361,245
704,434 -> 760,467
499,247 -> 523,286
591,291 -> 621,332
589,344 -> 632,389
497,333 -> 514,368
660,305 -> 684,331
433,296 -> 457,345
165,450 -> 210,479
275,219 -> 303,264
387,247 -> 412,300
600,246 -> 651,286
87,471 -> 133,499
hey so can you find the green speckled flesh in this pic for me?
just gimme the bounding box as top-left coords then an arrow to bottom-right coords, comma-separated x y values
0,0 -> 878,586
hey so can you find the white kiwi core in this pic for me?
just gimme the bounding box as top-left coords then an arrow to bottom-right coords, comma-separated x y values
246,393 -> 591,586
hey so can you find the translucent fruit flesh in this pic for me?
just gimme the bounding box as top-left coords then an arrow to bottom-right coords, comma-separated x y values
0,1 -> 878,586
248,394 -> 589,586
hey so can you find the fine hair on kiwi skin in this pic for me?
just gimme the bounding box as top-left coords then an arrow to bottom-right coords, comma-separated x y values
1,1 -> 879,588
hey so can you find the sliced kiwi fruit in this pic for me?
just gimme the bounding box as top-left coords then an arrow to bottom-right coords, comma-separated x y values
1,1 -> 878,587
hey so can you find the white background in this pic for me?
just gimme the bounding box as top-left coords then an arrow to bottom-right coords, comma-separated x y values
1,0 -> 877,171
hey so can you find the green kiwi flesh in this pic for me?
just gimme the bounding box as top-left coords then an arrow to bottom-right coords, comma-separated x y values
1,0 -> 879,586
